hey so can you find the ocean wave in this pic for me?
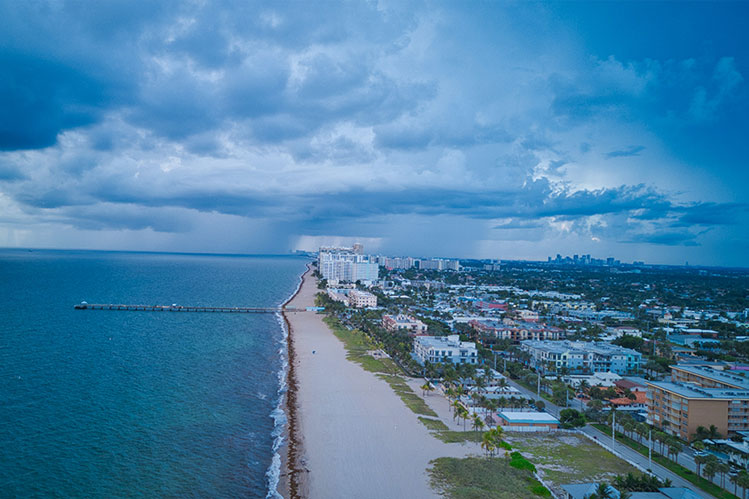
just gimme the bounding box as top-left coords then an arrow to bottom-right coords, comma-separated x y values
266,265 -> 305,498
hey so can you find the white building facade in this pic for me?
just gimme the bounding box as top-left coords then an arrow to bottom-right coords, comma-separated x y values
413,335 -> 478,365
319,246 -> 379,283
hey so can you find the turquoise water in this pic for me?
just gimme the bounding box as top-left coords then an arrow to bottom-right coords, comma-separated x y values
0,250 -> 306,498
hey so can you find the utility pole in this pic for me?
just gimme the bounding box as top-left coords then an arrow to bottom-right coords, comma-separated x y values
648,429 -> 652,469
537,371 -> 541,400
612,410 -> 616,448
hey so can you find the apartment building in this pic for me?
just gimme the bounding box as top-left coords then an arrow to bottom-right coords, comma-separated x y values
520,340 -> 642,375
471,320 -> 561,342
413,335 -> 477,365
327,288 -> 378,308
318,246 -> 379,283
382,314 -> 427,334
348,289 -> 377,308
646,365 -> 749,439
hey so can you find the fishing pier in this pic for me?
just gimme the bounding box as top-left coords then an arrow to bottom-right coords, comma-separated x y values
73,302 -> 314,313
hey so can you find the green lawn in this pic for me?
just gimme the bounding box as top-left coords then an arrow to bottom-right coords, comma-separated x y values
419,417 -> 449,431
591,423 -> 738,499
377,374 -> 438,417
505,433 -> 639,496
433,430 -> 485,444
429,456 -> 550,498
323,316 -> 400,375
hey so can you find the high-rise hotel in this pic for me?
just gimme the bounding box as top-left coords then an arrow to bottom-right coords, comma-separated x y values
318,245 -> 379,284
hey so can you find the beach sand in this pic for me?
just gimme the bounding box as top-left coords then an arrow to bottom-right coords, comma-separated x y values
283,269 -> 477,499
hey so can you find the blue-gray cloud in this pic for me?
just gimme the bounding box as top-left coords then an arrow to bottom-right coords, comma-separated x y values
0,0 -> 747,265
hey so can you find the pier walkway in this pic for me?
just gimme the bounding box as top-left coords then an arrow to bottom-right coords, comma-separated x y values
74,302 -> 311,313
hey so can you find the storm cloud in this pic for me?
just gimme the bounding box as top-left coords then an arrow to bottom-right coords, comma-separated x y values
0,1 -> 747,265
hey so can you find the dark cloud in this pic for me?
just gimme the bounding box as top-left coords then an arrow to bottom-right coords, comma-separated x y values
0,1 -> 746,264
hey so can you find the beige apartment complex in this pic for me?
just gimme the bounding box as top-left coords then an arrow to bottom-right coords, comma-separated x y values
382,314 -> 427,334
646,365 -> 749,440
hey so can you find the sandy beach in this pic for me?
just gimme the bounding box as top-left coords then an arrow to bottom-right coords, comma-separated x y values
282,268 -> 477,499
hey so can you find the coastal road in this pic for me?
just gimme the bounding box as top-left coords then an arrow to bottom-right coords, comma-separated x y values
581,424 -> 717,499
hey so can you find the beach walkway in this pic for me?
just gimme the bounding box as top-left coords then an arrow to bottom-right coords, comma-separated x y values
286,270 -> 476,499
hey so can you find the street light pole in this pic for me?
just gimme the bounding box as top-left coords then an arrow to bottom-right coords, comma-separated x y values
648,429 -> 652,469
612,410 -> 616,448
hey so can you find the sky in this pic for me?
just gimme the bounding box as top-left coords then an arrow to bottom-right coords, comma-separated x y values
1,1 -> 748,266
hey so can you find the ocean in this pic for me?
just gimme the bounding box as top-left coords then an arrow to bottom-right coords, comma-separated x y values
0,249 -> 307,498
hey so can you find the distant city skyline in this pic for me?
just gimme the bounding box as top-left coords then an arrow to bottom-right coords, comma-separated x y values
1,2 -> 747,266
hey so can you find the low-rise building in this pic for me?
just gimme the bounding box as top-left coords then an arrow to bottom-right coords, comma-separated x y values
497,411 -> 559,429
413,335 -> 477,365
470,320 -> 561,342
382,314 -> 427,334
326,288 -> 377,308
348,289 -> 377,308
521,340 -> 642,375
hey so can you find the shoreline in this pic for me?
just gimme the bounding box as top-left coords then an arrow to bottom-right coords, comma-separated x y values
277,264 -> 311,499
281,268 -> 477,498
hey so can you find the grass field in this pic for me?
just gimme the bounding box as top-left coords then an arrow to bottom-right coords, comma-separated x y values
505,433 -> 639,496
429,456 -> 550,498
419,417 -> 449,431
432,430 -> 484,444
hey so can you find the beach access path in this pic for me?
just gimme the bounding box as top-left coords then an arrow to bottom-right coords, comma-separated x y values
287,270 -> 478,499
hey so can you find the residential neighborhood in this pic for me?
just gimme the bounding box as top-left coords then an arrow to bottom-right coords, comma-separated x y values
315,245 -> 749,498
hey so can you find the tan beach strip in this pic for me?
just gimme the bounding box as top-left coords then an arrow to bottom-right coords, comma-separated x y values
281,268 -> 474,499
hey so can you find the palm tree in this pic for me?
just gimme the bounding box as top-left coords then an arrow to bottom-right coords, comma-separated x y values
481,430 -> 497,457
695,454 -> 710,477
704,458 -> 719,483
421,381 -> 433,396
693,425 -> 710,442
635,423 -> 649,444
472,414 -> 485,435
733,469 -> 749,499
458,405 -> 470,431
717,462 -> 731,488
586,482 -> 614,499
667,439 -> 683,463
708,424 -> 722,439
452,400 -> 463,422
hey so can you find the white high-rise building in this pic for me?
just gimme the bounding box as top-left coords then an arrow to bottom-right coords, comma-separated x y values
319,246 -> 379,283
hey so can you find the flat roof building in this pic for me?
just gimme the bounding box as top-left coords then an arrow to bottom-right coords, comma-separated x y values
382,314 -> 427,334
472,320 -> 561,342
646,365 -> 749,439
497,411 -> 559,429
521,340 -> 641,375
413,335 -> 477,366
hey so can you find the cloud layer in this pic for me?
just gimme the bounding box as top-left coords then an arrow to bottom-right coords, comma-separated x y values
0,1 -> 747,265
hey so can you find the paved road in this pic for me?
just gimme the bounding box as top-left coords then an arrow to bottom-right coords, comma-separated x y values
582,424 -> 716,499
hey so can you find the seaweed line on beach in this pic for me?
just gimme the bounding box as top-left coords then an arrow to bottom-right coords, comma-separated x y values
281,264 -> 310,499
